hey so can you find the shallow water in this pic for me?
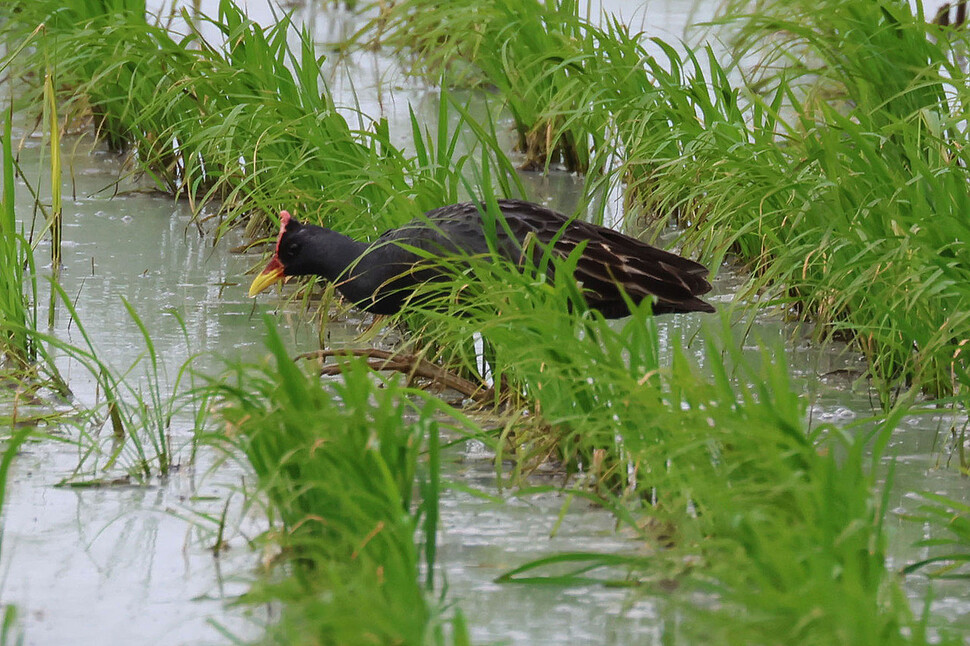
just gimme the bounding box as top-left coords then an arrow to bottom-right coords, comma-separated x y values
1,1 -> 968,645
0,143 -> 272,645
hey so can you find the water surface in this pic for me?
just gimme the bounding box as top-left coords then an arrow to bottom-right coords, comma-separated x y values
1,1 -> 967,644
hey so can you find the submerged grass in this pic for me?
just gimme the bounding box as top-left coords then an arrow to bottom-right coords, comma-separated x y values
0,4 -> 493,641
903,492 -> 970,579
0,269 -> 208,482
0,433 -> 28,646
28,286 -> 203,481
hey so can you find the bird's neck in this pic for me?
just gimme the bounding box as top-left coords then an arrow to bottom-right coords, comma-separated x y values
307,228 -> 409,308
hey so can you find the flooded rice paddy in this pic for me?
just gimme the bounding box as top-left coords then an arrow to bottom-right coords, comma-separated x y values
1,0 -> 969,644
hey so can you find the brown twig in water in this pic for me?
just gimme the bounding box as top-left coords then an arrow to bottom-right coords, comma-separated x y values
294,348 -> 495,404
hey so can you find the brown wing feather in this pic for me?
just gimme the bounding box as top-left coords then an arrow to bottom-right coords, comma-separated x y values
487,200 -> 714,315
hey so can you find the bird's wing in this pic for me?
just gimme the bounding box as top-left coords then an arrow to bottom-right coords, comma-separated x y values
374,200 -> 714,315
557,225 -> 715,314
489,200 -> 715,314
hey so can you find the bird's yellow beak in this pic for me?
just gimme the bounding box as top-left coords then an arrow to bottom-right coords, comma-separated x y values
248,258 -> 286,297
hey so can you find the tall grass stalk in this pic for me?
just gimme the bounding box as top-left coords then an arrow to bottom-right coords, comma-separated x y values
42,71 -> 62,327
42,72 -> 61,273
680,0 -> 970,404
0,105 -> 31,367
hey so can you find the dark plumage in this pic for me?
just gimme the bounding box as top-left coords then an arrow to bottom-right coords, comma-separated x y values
248,199 -> 715,318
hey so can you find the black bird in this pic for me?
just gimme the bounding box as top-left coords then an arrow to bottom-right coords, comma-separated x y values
248,199 -> 715,318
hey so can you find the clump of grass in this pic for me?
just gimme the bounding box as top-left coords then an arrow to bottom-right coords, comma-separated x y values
385,244 -> 950,643
2,0 -> 396,233
9,284 -> 208,482
588,0 -> 970,406
714,0 -> 970,404
362,0 -> 611,173
211,319 -> 471,644
397,257 -> 653,484
653,351 -> 921,645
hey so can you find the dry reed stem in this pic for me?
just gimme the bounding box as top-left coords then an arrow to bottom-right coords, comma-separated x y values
295,348 -> 496,403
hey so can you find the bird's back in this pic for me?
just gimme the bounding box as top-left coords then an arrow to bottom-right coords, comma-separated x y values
372,200 -> 714,317
376,200 -> 535,258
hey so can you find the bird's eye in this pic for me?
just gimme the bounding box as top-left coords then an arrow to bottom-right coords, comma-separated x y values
283,241 -> 300,257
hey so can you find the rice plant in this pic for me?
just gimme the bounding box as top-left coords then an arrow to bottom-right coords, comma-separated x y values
211,318 -> 472,644
3,0 -> 968,642
361,0 -> 612,173
370,238 -> 959,642
655,0 -> 970,404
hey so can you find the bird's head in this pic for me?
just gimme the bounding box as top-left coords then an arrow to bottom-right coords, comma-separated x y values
248,210 -> 306,296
